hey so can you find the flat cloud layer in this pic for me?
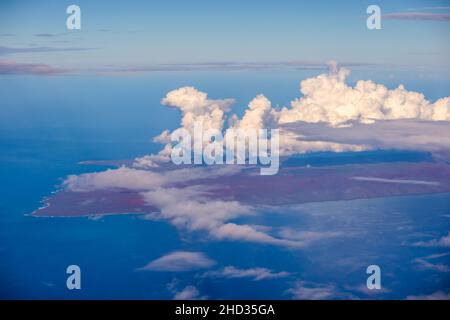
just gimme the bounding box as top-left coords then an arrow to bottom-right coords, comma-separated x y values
282,119 -> 450,154
384,12 -> 450,21
0,60 -> 68,75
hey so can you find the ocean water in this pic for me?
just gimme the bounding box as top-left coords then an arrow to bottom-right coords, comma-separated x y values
0,70 -> 449,299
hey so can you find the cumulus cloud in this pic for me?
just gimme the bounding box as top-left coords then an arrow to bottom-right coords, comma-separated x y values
152,129 -> 171,144
201,266 -> 290,281
173,285 -> 202,300
276,62 -> 450,126
133,144 -> 173,168
287,281 -> 338,300
231,94 -> 274,130
138,251 -> 216,272
135,87 -> 235,168
161,86 -> 234,132
57,62 -> 450,250
139,62 -> 449,165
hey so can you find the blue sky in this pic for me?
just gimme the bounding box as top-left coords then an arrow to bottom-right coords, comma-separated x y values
0,0 -> 449,72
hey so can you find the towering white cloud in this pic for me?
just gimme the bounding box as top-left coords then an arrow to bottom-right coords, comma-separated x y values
161,86 -> 234,133
277,61 -> 450,126
136,62 -> 449,166
232,94 -> 274,130
134,87 -> 235,168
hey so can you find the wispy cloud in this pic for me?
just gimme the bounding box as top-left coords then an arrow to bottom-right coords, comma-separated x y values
407,6 -> 450,11
350,177 -> 440,186
0,60 -> 68,75
33,32 -> 74,38
384,12 -> 450,21
413,232 -> 450,248
0,45 -> 95,55
413,252 -> 450,272
34,33 -> 58,38
93,61 -> 371,74
201,266 -> 290,281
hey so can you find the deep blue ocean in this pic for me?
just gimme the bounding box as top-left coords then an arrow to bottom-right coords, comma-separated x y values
0,69 -> 449,299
